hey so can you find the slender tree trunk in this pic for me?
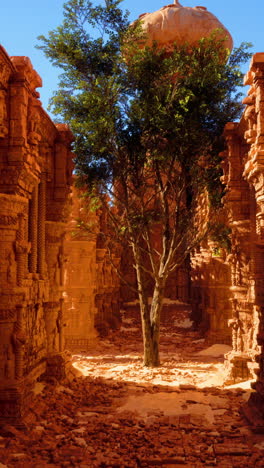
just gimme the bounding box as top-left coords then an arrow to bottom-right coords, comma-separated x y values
132,243 -> 166,367
146,281 -> 165,367
141,286 -> 164,367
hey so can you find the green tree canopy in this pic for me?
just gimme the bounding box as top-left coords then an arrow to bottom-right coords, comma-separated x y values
38,0 -> 252,366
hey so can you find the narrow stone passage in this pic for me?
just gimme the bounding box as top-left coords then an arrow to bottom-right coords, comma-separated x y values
0,305 -> 263,468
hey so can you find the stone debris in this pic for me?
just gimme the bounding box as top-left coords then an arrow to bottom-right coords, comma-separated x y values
0,313 -> 264,468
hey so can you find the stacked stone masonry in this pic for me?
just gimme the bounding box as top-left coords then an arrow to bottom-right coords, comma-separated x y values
64,186 -> 122,349
64,186 -> 98,351
0,45 -> 74,426
0,45 -> 123,427
191,53 -> 264,426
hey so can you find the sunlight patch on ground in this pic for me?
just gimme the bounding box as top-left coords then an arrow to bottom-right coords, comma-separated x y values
225,379 -> 255,391
72,353 -> 235,388
174,318 -> 193,328
197,344 -> 232,357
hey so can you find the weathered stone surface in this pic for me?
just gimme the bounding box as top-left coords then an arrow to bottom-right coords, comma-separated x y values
0,45 -> 73,426
64,185 -> 98,351
190,52 -> 264,425
222,55 -> 264,419
135,1 -> 233,51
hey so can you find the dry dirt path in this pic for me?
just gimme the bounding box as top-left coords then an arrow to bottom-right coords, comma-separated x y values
0,304 -> 264,467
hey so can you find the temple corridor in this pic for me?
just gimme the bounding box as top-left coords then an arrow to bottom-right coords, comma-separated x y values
2,4 -> 264,465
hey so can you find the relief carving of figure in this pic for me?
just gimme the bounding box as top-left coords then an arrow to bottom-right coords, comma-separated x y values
12,318 -> 27,379
6,251 -> 14,283
229,317 -> 244,353
0,89 -> 8,137
44,303 -> 60,353
4,345 -> 13,379
227,235 -> 245,287
12,320 -> 27,349
0,62 -> 11,86
28,102 -> 41,146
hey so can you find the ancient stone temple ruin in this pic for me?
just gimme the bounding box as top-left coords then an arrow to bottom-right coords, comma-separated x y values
1,1 -> 264,436
0,45 -> 74,424
0,45 -> 122,426
190,52 -> 264,426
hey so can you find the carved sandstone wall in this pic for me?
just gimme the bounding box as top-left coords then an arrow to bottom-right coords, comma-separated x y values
191,239 -> 233,345
94,205 -> 121,337
225,53 -> 264,426
64,188 -> 122,348
64,186 -> 98,351
0,45 -> 73,426
191,54 -> 264,403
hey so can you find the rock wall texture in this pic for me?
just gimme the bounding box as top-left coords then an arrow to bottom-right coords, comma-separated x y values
191,239 -> 233,345
235,53 -> 264,427
63,186 -> 98,351
94,204 -> 122,337
191,53 -> 264,426
64,187 -> 122,348
0,45 -> 74,426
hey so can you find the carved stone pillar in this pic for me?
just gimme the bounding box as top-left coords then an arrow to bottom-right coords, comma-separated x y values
44,301 -> 60,355
15,213 -> 30,286
0,89 -> 8,138
12,304 -> 27,379
28,185 -> 38,274
43,300 -> 68,382
37,173 -> 46,277
221,120 -> 254,383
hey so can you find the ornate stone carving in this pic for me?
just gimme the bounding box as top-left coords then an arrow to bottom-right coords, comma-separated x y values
0,89 -> 8,137
0,46 -> 74,426
0,62 -> 11,87
27,98 -> 41,147
44,301 -> 60,354
12,305 -> 27,379
11,56 -> 42,93
0,214 -> 18,226
0,46 -> 14,88
0,309 -> 16,321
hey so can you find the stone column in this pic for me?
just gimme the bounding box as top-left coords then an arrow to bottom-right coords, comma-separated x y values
13,304 -> 27,379
28,185 -> 38,274
15,213 -> 30,286
37,173 -> 46,278
220,120 -> 254,383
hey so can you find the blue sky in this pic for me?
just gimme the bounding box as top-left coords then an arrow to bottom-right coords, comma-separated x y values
1,0 -> 263,115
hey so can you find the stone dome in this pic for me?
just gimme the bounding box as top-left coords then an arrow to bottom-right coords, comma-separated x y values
136,1 -> 233,51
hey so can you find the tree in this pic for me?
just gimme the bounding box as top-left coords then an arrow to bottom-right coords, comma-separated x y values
37,0 -> 252,367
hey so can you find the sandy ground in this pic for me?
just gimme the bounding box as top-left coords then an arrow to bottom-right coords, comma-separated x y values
0,304 -> 263,467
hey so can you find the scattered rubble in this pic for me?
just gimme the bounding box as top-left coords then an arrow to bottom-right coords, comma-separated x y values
0,308 -> 263,467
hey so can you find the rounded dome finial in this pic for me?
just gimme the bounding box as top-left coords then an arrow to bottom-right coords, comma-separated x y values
135,2 -> 233,52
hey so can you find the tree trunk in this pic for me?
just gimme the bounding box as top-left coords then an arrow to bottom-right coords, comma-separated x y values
144,281 -> 165,367
132,243 -> 165,367
142,318 -> 160,367
139,282 -> 164,367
